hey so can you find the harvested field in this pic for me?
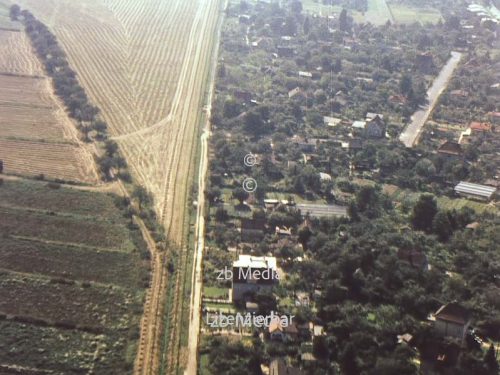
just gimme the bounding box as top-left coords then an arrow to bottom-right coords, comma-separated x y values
0,139 -> 95,182
0,30 -> 98,184
0,30 -> 43,75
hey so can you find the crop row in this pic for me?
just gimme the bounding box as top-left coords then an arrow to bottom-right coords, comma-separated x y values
0,206 -> 134,251
0,319 -> 133,374
0,74 -> 52,107
0,30 -> 43,75
0,237 -> 147,289
0,271 -> 141,331
0,179 -> 124,218
0,139 -> 94,182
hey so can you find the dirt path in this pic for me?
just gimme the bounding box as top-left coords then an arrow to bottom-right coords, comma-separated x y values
400,51 -> 462,147
0,173 -> 122,194
184,2 -> 225,372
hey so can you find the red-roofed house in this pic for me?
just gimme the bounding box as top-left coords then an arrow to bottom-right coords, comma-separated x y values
469,121 -> 492,133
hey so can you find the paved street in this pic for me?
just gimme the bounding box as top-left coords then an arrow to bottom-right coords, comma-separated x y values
400,51 -> 462,147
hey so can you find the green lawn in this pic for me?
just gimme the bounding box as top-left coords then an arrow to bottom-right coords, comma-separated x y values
365,0 -> 393,25
389,187 -> 497,214
204,302 -> 235,313
388,4 -> 442,24
300,0 -> 344,15
203,286 -> 229,299
199,353 -> 211,375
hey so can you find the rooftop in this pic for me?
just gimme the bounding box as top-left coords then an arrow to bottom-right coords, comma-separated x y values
455,181 -> 497,199
470,121 -> 492,132
352,120 -> 367,129
234,255 -> 277,270
438,141 -> 462,156
434,302 -> 471,325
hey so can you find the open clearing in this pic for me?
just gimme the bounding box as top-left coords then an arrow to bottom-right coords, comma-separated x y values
388,3 -> 442,24
0,29 -> 98,183
366,0 -> 394,25
0,178 -> 148,374
301,0 -> 441,25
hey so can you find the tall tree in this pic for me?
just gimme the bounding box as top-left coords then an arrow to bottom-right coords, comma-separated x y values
232,187 -> 249,205
432,211 -> 453,241
9,5 -> 20,20
411,194 -> 438,232
339,8 -> 349,33
484,344 -> 499,373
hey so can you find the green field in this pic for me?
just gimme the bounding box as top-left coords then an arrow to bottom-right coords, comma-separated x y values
366,0 -> 394,25
0,179 -> 148,373
301,0 -> 441,25
301,0 -> 344,15
389,187 -> 498,214
203,286 -> 229,299
388,3 -> 442,24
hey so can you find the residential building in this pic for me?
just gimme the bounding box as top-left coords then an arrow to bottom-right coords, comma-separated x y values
450,89 -> 469,98
365,112 -> 384,122
269,358 -> 305,375
432,302 -> 472,341
288,87 -> 302,99
269,320 -> 298,342
323,116 -> 342,127
232,255 -> 278,302
365,115 -> 386,138
469,121 -> 492,133
352,120 -> 366,130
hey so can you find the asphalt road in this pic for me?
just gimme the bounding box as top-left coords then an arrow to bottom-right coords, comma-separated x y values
399,51 -> 462,147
